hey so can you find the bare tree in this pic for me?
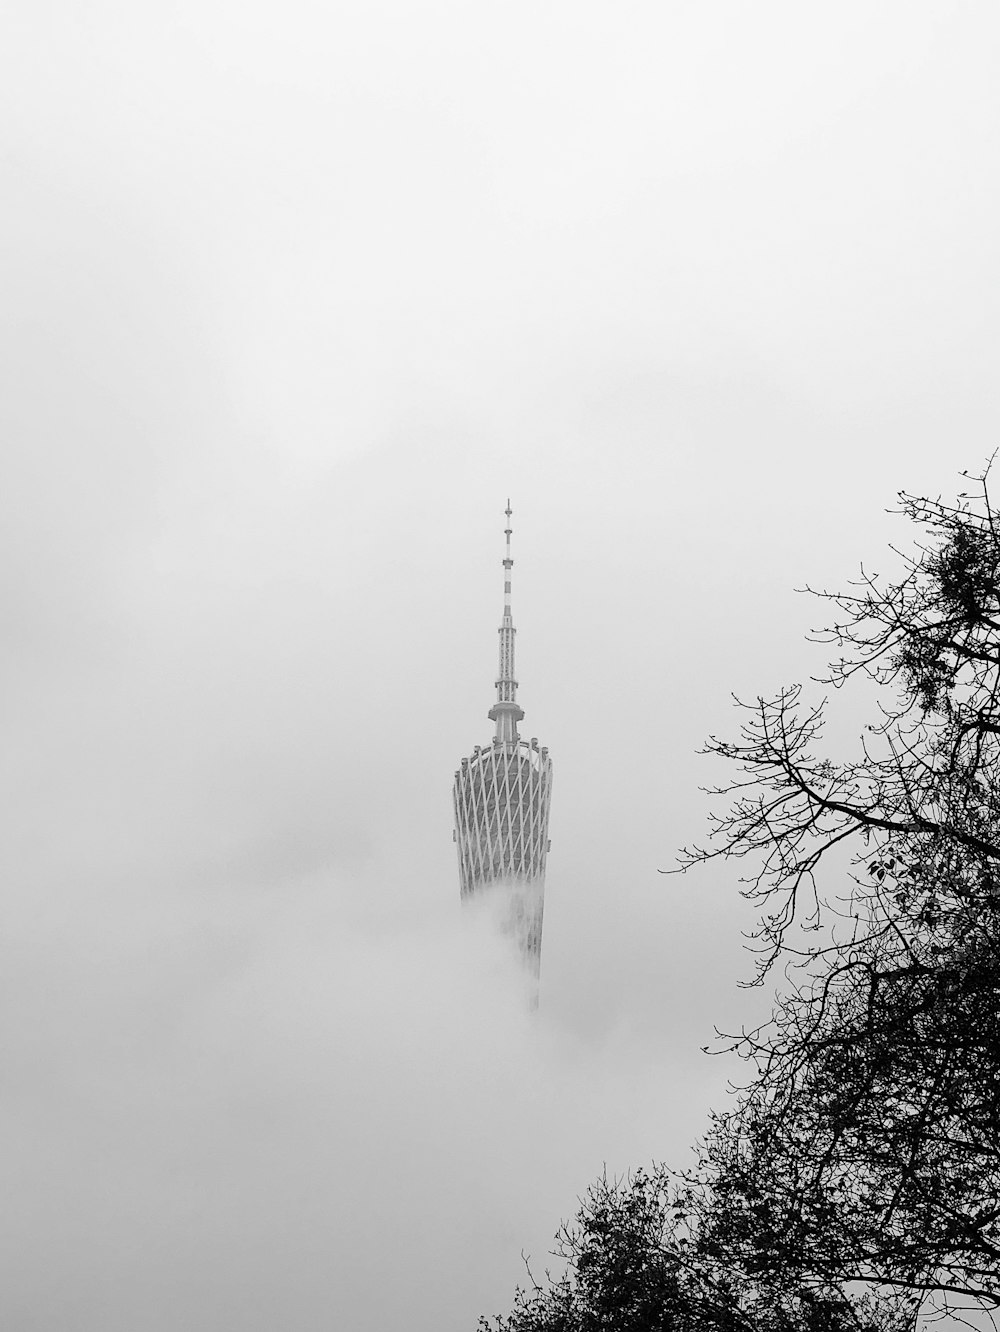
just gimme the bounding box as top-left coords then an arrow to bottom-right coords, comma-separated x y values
677,467 -> 1000,1321
483,470 -> 1000,1331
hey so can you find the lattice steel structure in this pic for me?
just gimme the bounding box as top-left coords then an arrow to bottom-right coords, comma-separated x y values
452,504 -> 553,996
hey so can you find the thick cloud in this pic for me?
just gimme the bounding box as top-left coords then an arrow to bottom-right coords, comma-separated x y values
0,871 -> 724,1331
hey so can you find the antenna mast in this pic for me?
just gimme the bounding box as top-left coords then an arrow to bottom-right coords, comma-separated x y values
488,499 -> 525,743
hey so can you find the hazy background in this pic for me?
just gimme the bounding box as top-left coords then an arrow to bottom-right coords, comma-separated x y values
2,3 -> 998,1328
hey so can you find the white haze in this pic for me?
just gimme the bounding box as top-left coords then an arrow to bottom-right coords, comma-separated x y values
2,2 -> 998,1328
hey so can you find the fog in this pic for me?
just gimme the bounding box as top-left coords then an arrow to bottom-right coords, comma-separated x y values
2,2 -> 998,1327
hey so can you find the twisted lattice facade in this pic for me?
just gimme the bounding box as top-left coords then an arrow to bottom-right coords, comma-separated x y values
453,505 -> 553,995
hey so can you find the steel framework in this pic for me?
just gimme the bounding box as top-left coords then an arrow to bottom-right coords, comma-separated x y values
452,504 -> 553,993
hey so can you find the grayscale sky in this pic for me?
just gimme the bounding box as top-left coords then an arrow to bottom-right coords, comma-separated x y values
2,3 -> 997,1328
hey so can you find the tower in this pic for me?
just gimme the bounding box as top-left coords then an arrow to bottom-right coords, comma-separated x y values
452,503 -> 554,998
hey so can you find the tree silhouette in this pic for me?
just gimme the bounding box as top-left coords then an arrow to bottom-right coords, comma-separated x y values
484,467 -> 1000,1330
676,469 -> 1000,1319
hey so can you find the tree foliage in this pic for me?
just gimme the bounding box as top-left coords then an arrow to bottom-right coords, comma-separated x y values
680,471 -> 1000,1318
483,469 -> 1000,1331
478,1169 -> 888,1332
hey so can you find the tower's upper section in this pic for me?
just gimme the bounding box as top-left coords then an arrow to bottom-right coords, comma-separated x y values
488,500 -> 526,743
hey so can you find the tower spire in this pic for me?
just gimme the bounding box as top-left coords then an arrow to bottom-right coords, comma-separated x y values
488,499 -> 525,743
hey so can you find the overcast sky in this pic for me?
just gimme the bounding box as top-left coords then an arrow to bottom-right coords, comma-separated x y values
2,3 -> 998,1329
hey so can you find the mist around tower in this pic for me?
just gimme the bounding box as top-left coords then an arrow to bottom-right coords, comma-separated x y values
2,4 -> 988,1329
